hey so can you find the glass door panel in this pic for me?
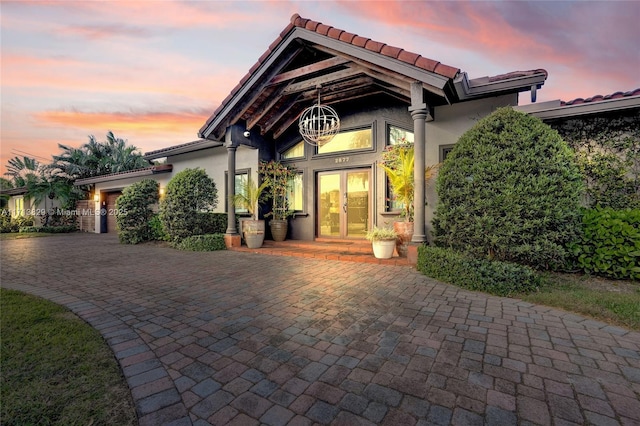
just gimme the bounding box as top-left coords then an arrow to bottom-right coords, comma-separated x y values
318,169 -> 370,238
346,171 -> 369,238
319,173 -> 341,237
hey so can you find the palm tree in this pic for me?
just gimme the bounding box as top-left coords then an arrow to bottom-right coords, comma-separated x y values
4,156 -> 40,188
49,132 -> 150,181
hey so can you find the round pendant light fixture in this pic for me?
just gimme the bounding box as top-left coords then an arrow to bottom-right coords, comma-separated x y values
298,87 -> 340,147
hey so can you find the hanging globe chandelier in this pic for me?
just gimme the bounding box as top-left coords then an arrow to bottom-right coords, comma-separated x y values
298,88 -> 340,147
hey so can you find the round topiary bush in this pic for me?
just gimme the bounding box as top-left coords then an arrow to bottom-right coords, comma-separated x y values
159,168 -> 217,242
115,179 -> 159,244
433,107 -> 584,270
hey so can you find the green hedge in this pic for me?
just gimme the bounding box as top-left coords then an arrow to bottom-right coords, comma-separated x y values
198,213 -> 229,234
417,246 -> 541,296
175,234 -> 226,251
19,226 -> 77,233
1,214 -> 34,233
568,207 -> 640,280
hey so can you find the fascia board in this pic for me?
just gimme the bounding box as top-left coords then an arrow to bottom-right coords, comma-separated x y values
457,73 -> 547,100
295,29 -> 451,90
144,140 -> 223,160
521,96 -> 640,120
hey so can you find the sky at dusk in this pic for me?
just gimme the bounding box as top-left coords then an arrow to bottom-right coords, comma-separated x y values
1,0 -> 639,176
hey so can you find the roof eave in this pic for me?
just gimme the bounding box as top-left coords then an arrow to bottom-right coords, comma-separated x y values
144,140 -> 224,160
516,95 -> 640,120
74,165 -> 173,186
0,186 -> 28,196
455,71 -> 547,101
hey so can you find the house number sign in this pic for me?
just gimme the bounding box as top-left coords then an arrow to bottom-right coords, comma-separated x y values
335,157 -> 350,164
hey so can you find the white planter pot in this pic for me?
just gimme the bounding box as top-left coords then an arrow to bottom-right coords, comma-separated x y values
372,239 -> 396,259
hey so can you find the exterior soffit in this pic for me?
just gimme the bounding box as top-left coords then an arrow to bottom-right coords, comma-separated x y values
200,27 -> 453,141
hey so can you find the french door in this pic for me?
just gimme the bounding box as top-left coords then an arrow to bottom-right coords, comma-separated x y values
318,169 -> 370,238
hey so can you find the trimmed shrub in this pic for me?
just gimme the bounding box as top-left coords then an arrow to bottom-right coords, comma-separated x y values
115,179 -> 159,244
417,246 -> 541,296
568,207 -> 640,280
19,225 -> 77,233
175,234 -> 226,251
159,168 -> 218,242
148,214 -> 170,241
1,213 -> 34,233
433,107 -> 584,270
198,212 -> 229,234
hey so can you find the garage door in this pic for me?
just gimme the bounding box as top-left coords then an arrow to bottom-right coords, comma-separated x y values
106,192 -> 122,233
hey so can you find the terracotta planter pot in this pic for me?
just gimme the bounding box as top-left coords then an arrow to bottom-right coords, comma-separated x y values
393,221 -> 414,258
372,239 -> 396,259
270,219 -> 288,242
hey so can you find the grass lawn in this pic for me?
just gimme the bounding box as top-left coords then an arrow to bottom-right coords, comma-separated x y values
0,232 -> 58,240
522,272 -> 640,331
1,289 -> 137,426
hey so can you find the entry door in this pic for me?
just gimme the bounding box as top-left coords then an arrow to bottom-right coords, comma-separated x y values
318,169 -> 370,238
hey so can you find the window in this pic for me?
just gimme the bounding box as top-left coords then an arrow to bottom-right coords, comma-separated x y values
14,197 -> 24,217
385,126 -> 414,212
281,141 -> 305,159
317,128 -> 372,154
225,169 -> 250,214
389,125 -> 414,146
286,173 -> 304,212
440,144 -> 455,162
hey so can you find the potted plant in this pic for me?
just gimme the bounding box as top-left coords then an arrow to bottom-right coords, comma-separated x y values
365,226 -> 398,259
259,160 -> 298,242
379,141 -> 439,257
231,176 -> 268,248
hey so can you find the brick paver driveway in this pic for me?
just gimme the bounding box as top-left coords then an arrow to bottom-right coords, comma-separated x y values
2,234 -> 639,425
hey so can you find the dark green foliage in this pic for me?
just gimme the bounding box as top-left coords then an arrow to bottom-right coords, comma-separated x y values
433,107 -> 584,270
115,179 -> 159,244
175,234 -> 226,251
568,208 -> 640,280
417,246 -> 541,296
0,213 -> 34,233
19,226 -> 76,233
159,168 -> 218,242
148,214 -> 170,241
198,212 -> 230,234
549,110 -> 639,209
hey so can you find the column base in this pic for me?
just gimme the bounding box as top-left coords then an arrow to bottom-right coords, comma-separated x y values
224,234 -> 241,249
407,243 -> 420,267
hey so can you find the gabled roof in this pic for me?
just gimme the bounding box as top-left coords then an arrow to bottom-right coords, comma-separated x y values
199,13 -> 546,142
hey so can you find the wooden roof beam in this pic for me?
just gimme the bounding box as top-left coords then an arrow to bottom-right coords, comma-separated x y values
268,56 -> 350,86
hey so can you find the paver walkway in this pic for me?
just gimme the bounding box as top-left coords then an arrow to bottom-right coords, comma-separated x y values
1,233 -> 639,426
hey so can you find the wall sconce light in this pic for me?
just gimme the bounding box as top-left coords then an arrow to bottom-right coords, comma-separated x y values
93,194 -> 99,202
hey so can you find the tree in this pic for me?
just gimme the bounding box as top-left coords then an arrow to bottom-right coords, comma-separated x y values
433,107 -> 584,270
49,131 -> 149,181
4,156 -> 40,188
159,168 -> 218,242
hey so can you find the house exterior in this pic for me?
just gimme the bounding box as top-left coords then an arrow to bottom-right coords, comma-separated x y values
77,14 -> 637,241
119,13 -> 545,243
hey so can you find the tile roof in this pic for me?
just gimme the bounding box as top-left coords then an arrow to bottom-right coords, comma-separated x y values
202,13 -> 462,132
561,88 -> 640,106
144,140 -> 208,157
487,69 -> 548,83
